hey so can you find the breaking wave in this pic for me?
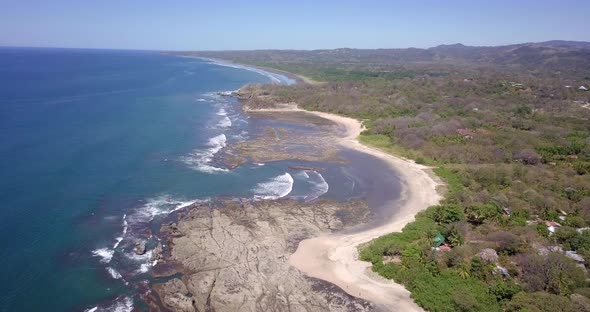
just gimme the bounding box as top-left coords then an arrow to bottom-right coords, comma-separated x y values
304,171 -> 330,202
85,296 -> 133,312
180,134 -> 229,173
253,173 -> 294,200
216,108 -> 232,128
106,267 -> 122,279
127,195 -> 196,224
92,248 -> 114,263
112,214 -> 127,249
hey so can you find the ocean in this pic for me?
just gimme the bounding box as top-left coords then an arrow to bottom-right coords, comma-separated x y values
0,48 -> 401,311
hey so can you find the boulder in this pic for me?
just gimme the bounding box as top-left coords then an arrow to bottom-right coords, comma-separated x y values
479,248 -> 499,263
134,242 -> 146,255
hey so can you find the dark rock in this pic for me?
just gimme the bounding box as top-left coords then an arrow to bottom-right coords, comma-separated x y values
134,242 -> 146,255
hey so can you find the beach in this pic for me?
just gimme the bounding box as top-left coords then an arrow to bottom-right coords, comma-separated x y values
248,105 -> 443,311
135,58 -> 444,311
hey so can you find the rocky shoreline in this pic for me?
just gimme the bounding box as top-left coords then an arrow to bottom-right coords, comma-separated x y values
146,199 -> 376,312
144,81 -> 439,311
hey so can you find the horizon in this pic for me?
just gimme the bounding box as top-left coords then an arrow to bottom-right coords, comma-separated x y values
2,39 -> 590,53
1,1 -> 590,50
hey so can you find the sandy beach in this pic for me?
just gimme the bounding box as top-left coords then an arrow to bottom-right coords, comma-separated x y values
250,105 -> 443,311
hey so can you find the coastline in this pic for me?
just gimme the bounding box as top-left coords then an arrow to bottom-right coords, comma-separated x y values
176,54 -> 300,85
248,105 -> 443,311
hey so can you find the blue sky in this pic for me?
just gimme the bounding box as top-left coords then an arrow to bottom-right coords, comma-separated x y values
1,0 -> 589,50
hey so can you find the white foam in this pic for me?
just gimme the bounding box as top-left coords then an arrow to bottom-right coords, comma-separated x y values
126,249 -> 153,262
217,116 -> 232,128
128,196 -> 196,224
196,98 -> 206,102
92,248 -> 114,263
253,173 -> 294,200
304,171 -> 330,202
127,249 -> 155,273
138,263 -> 150,273
113,237 -> 123,249
208,134 -> 227,151
112,214 -> 128,249
254,163 -> 265,166
84,297 -> 133,312
217,90 -> 235,96
198,58 -> 296,85
180,134 -> 229,173
106,267 -> 122,279
102,297 -> 133,312
294,171 -> 310,179
122,217 -> 128,235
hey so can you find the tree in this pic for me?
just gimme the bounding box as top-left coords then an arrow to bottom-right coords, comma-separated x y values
519,253 -> 585,295
433,203 -> 465,224
465,203 -> 502,225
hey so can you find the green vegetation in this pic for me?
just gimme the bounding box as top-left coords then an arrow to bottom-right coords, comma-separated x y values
187,46 -> 590,311
252,63 -> 417,83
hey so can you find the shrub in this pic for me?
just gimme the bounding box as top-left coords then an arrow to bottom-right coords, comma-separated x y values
489,279 -> 522,302
555,226 -> 580,248
505,292 -> 577,312
515,149 -> 542,165
571,294 -> 590,312
408,270 -> 501,312
486,231 -> 523,255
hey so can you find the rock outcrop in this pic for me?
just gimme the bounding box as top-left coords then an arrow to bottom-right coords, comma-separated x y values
149,199 -> 374,312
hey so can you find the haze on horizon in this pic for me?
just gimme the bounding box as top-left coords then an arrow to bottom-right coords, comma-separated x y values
1,0 -> 589,51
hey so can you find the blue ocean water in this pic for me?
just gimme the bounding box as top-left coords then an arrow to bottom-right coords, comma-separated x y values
0,48 -> 306,311
0,48 -> 401,312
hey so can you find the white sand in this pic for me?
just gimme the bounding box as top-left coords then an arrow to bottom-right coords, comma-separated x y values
249,106 -> 443,311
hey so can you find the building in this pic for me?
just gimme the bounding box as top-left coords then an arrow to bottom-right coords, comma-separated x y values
545,221 -> 561,234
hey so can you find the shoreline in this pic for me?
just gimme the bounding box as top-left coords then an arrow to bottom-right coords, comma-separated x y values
248,105 -> 443,311
175,54 -> 301,85
172,52 -> 324,85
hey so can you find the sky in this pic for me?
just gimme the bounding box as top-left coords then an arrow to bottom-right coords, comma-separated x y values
1,0 -> 589,50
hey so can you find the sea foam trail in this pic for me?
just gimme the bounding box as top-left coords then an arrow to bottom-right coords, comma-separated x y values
180,134 -> 229,173
253,173 -> 294,200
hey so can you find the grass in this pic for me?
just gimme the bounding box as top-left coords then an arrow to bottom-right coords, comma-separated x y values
358,133 -> 435,165
250,63 -> 416,83
432,167 -> 464,195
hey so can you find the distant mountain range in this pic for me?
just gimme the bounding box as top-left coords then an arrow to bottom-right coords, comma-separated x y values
179,41 -> 590,75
